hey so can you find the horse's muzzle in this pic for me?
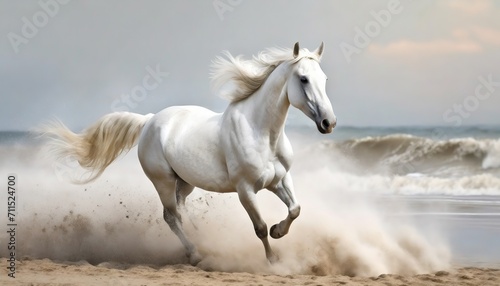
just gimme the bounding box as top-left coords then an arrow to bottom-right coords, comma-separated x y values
317,117 -> 337,134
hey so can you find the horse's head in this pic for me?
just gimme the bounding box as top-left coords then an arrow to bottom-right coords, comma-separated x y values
287,42 -> 336,134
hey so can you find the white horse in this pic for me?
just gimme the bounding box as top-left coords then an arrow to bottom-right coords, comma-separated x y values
44,42 -> 336,265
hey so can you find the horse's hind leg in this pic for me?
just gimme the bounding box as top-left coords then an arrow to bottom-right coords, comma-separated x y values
153,178 -> 202,265
176,178 -> 195,208
175,178 -> 198,230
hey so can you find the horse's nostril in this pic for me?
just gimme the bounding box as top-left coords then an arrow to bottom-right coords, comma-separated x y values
321,119 -> 330,130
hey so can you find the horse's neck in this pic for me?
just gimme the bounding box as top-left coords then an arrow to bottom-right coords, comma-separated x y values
236,63 -> 290,144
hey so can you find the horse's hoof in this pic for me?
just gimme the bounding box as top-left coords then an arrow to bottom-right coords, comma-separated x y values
188,251 -> 202,266
267,252 -> 279,264
270,224 -> 283,239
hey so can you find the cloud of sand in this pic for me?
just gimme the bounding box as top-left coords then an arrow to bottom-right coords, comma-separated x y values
0,144 -> 450,277
186,167 -> 450,276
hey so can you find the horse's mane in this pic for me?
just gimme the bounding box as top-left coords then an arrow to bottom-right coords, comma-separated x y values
211,47 -> 320,102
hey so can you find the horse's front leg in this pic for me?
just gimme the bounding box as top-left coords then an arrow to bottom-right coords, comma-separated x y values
237,182 -> 278,263
267,173 -> 301,239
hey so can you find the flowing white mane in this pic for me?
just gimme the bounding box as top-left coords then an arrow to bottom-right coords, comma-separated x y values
211,47 -> 321,102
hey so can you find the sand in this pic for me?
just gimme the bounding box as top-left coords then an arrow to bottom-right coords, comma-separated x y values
0,258 -> 498,286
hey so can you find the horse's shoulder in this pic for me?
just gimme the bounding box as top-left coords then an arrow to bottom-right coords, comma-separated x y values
276,133 -> 293,169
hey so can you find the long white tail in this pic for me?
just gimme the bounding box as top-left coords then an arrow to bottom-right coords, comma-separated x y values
41,112 -> 154,183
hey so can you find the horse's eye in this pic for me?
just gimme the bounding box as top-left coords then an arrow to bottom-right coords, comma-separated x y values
300,76 -> 308,84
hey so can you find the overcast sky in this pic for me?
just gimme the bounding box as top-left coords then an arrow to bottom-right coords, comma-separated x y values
1,0 -> 500,130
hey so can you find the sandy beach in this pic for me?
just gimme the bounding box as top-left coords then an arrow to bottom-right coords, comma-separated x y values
1,258 -> 499,286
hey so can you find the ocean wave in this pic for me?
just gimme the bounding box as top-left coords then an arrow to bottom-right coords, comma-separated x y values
383,173 -> 500,196
303,170 -> 500,196
318,134 -> 500,177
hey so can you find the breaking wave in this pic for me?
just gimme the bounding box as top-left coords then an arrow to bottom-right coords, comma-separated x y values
315,134 -> 500,178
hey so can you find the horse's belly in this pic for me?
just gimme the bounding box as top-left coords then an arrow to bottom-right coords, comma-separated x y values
171,151 -> 233,193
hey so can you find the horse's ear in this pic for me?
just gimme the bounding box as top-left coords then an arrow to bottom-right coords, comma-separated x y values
293,42 -> 300,58
315,42 -> 324,59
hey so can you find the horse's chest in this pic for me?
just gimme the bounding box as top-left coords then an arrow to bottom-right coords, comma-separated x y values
242,144 -> 288,189
223,111 -> 291,188
228,142 -> 289,189
260,159 -> 287,188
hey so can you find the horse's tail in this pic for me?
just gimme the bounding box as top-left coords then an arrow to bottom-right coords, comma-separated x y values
41,112 -> 154,183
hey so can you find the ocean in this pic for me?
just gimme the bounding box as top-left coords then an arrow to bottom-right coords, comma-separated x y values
0,125 -> 499,275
